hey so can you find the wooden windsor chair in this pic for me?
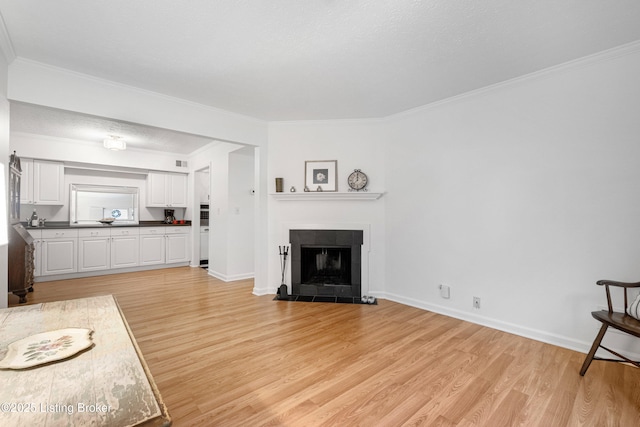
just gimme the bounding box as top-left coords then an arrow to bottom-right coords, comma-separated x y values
580,280 -> 640,375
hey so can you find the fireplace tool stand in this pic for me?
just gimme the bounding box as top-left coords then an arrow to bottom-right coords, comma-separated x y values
277,246 -> 290,299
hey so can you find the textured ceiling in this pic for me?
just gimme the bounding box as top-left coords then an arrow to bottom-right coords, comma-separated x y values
3,1 -> 640,121
2,1 -> 640,149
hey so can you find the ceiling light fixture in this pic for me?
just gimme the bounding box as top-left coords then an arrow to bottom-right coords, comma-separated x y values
103,135 -> 126,151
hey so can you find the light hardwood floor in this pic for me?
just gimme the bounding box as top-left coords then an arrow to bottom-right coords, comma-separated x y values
8,267 -> 640,426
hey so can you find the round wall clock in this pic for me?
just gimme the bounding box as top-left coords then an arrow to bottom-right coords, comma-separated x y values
347,169 -> 368,192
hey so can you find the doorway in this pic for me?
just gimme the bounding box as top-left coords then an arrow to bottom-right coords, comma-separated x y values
195,168 -> 210,267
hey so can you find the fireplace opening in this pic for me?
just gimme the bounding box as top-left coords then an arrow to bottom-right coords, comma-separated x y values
301,246 -> 351,286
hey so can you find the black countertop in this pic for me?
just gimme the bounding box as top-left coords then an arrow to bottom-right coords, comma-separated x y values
22,221 -> 192,230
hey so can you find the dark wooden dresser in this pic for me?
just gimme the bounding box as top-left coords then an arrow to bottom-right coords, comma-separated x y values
8,223 -> 35,303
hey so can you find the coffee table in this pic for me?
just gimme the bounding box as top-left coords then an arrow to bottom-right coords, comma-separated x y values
0,295 -> 171,426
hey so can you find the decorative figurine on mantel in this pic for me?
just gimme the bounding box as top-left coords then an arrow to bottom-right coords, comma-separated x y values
290,186 -> 296,192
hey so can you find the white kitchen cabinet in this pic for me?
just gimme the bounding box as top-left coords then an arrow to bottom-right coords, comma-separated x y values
139,227 -> 166,266
168,174 -> 188,207
140,226 -> 190,264
31,225 -> 190,282
166,231 -> 190,263
146,172 -> 167,206
19,158 -> 34,205
40,229 -> 78,276
146,172 -> 188,207
20,159 -> 65,205
110,228 -> 139,269
78,228 -> 111,272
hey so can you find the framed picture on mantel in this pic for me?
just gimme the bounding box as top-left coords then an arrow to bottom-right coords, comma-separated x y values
305,160 -> 337,192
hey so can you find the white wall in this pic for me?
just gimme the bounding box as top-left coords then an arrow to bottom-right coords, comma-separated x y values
384,44 -> 640,355
209,147 -> 230,277
228,147 -> 255,277
265,120 -> 387,295
204,143 -> 256,281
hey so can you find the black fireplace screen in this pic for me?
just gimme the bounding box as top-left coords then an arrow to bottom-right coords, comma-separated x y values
301,247 -> 352,286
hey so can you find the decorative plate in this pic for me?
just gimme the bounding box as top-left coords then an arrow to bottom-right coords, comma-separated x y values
0,328 -> 93,370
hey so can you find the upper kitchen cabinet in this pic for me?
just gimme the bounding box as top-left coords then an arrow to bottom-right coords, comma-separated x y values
146,172 -> 188,207
20,159 -> 65,205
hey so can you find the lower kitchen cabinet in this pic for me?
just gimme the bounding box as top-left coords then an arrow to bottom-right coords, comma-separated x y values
78,228 -> 140,271
40,229 -> 78,276
165,227 -> 190,263
139,228 -> 166,266
29,226 -> 190,281
78,228 -> 111,272
110,228 -> 140,269
140,226 -> 190,265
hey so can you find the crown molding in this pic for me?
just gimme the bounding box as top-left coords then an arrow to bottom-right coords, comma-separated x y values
385,39 -> 640,122
0,11 -> 16,63
269,115 -> 385,126
269,40 -> 640,126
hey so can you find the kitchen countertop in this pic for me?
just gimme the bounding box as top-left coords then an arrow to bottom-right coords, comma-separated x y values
22,221 -> 192,229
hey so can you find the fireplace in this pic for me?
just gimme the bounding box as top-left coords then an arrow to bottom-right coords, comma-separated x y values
290,229 -> 363,297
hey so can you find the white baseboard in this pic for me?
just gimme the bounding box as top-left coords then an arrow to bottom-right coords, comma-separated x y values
207,270 -> 254,282
380,291 -> 595,356
245,287 -> 640,362
252,286 -> 272,296
33,262 -> 190,282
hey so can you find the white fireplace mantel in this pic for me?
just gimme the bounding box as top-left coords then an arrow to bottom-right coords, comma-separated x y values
271,192 -> 383,201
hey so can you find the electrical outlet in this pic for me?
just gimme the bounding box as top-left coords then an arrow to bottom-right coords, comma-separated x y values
473,297 -> 481,309
439,284 -> 450,299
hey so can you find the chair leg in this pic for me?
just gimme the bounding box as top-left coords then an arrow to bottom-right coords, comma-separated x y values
580,324 -> 609,376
